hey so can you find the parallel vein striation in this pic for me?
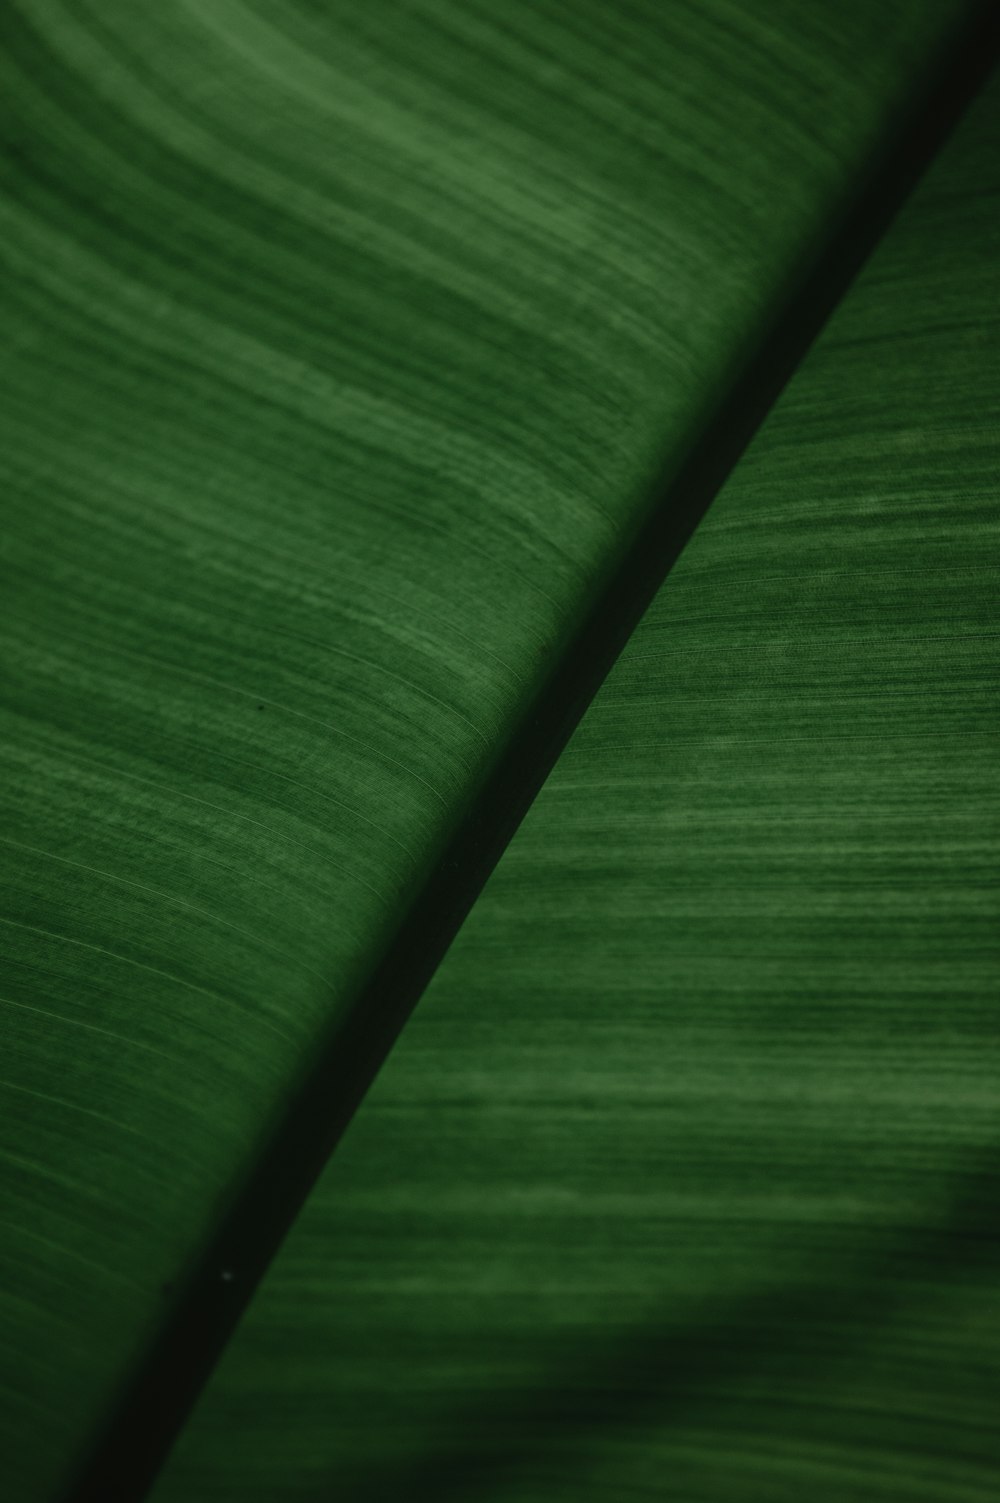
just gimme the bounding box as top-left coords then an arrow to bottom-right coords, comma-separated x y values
153,49 -> 1000,1503
0,2 -> 990,1500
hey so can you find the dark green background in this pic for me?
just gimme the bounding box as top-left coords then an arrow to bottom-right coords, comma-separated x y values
0,2 -> 996,1500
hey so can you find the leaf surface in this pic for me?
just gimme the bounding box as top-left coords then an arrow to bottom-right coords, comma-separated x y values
152,49 -> 1000,1503
0,1 -> 994,1499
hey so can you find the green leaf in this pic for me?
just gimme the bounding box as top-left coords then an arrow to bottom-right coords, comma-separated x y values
0,2 -> 995,1500
152,42 -> 1000,1503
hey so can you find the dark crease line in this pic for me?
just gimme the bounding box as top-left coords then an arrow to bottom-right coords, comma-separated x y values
61,8 -> 1000,1502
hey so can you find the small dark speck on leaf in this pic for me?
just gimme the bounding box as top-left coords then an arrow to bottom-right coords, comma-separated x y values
256,704 -> 264,711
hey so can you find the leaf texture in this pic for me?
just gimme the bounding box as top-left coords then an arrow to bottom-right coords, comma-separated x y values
151,51 -> 1000,1503
0,1 -> 995,1498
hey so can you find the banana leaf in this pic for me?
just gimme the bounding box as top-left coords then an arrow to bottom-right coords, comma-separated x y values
0,2 -> 996,1501
152,46 -> 1000,1503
